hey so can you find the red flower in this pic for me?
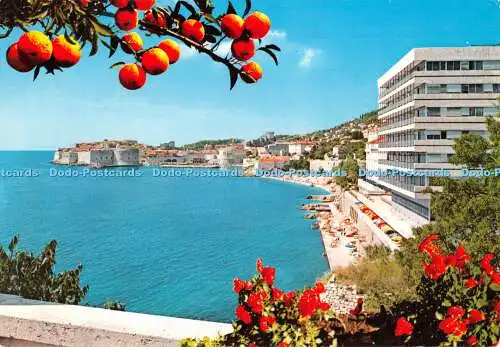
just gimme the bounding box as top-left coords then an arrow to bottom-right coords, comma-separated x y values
447,306 -> 465,320
283,291 -> 296,307
277,343 -> 290,347
245,280 -> 253,291
494,301 -> 500,321
261,266 -> 276,286
394,317 -> 414,336
298,288 -> 320,318
439,318 -> 467,337
259,314 -> 276,332
248,292 -> 265,314
418,234 -> 441,256
446,255 -> 457,268
235,305 -> 252,324
454,245 -> 470,268
319,302 -> 330,311
272,288 -> 285,301
491,272 -> 500,285
248,343 -> 256,347
480,253 -> 495,276
465,278 -> 479,289
467,336 -> 477,346
467,309 -> 485,323
423,254 -> 447,280
233,278 -> 245,293
256,258 -> 263,273
315,280 -> 326,294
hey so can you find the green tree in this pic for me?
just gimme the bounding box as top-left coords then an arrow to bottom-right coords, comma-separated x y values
335,158 -> 359,190
449,134 -> 490,168
0,235 -> 88,304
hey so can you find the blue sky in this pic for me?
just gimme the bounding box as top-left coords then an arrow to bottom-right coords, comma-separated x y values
0,0 -> 499,149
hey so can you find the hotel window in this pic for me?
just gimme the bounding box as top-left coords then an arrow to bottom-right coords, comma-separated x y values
493,84 -> 500,93
469,107 -> 484,117
469,61 -> 483,70
469,84 -> 483,93
484,61 -> 500,70
446,84 -> 461,93
446,61 -> 460,70
428,107 -> 440,117
461,84 -> 469,93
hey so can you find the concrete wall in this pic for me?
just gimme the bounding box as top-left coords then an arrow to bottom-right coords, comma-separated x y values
0,294 -> 232,347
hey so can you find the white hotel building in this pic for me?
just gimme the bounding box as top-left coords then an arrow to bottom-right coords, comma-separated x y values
367,46 -> 500,223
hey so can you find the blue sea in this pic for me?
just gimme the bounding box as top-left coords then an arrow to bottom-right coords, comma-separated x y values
0,151 -> 329,322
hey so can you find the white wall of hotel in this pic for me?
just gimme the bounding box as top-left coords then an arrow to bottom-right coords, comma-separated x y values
371,46 -> 500,222
0,294 -> 231,347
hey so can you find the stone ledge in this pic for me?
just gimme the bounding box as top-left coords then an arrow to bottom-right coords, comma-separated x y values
0,294 -> 232,347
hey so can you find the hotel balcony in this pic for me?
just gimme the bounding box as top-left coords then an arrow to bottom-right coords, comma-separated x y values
379,69 -> 500,99
379,159 -> 459,170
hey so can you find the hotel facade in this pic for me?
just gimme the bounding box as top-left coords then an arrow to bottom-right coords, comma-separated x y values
368,46 -> 500,223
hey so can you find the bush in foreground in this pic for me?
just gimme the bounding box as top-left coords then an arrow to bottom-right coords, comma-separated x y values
180,258 -> 345,346
393,234 -> 499,346
0,235 -> 88,304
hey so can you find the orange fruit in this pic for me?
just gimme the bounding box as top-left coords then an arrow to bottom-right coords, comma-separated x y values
241,62 -> 262,83
115,9 -> 139,31
158,39 -> 180,64
110,0 -> 129,8
17,31 -> 53,65
143,10 -> 166,34
52,35 -> 81,68
122,32 -> 143,53
221,14 -> 244,39
119,63 -> 146,90
134,0 -> 154,11
6,43 -> 35,72
231,38 -> 255,61
141,48 -> 169,75
244,11 -> 270,39
181,19 -> 205,42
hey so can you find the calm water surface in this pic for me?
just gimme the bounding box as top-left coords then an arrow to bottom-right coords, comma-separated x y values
0,151 -> 329,322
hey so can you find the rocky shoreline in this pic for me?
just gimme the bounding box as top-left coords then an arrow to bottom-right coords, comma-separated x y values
321,275 -> 363,314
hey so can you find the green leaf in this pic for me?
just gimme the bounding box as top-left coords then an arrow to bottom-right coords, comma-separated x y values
8,235 -> 19,253
442,299 -> 452,307
204,35 -> 217,43
243,0 -> 252,17
229,68 -> 238,90
109,36 -> 121,57
435,311 -> 444,320
258,47 -> 279,65
110,62 -> 126,69
180,1 -> 197,16
226,1 -> 237,15
204,24 -> 222,36
489,283 -> 500,291
89,16 -> 114,37
33,66 -> 41,81
64,31 -> 77,45
263,44 -> 281,52
90,34 -> 99,56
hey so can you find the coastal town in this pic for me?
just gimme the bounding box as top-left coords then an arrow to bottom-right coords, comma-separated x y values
50,45 -> 500,319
